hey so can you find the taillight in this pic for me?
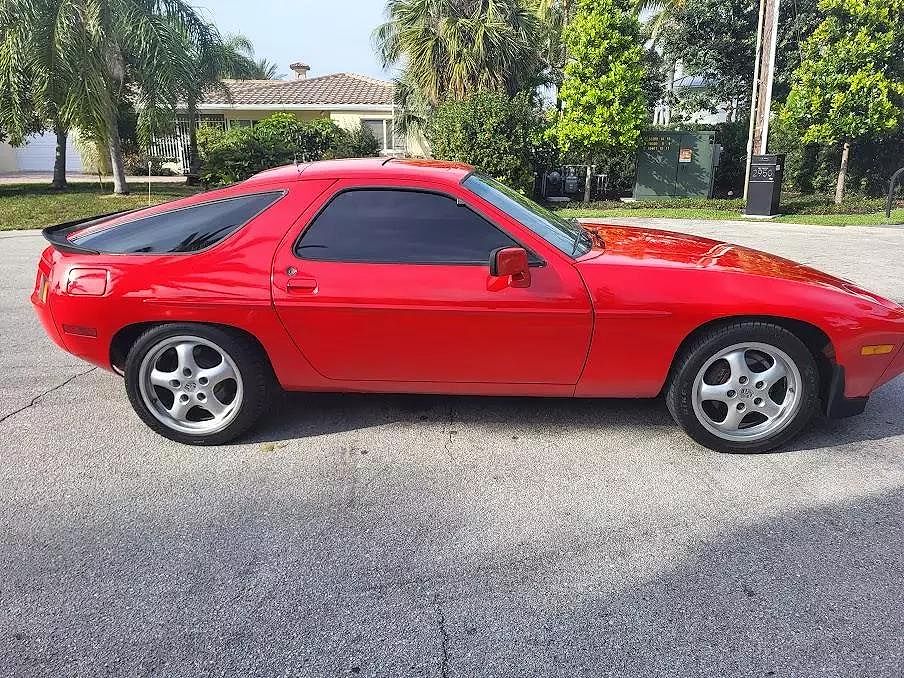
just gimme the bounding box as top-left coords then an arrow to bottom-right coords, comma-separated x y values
66,268 -> 109,296
37,272 -> 49,303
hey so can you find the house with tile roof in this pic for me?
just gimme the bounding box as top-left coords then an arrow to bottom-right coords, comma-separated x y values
153,63 -> 426,173
0,65 -> 426,176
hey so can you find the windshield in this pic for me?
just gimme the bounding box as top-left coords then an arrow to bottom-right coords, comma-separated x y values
463,174 -> 592,257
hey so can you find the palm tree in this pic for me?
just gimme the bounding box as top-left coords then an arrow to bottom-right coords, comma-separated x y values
0,0 -> 217,194
633,0 -> 687,127
535,0 -> 573,111
634,0 -> 686,42
172,31 -> 263,179
0,1 -> 74,188
219,33 -> 284,79
249,58 -> 285,80
374,0 -> 546,106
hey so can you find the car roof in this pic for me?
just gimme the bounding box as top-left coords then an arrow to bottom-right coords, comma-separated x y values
243,157 -> 475,187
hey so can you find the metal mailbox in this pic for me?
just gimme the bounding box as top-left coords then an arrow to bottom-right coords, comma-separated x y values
745,154 -> 785,216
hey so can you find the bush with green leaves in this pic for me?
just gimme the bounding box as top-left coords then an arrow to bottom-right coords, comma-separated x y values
770,118 -> 904,198
779,0 -> 904,202
330,123 -> 382,159
552,0 -> 648,159
427,91 -> 542,193
197,113 -> 380,185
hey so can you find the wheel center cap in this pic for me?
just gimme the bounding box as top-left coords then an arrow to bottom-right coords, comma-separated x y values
739,387 -> 753,399
183,381 -> 197,393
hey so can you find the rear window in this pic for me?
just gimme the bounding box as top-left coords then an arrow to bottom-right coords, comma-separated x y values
71,191 -> 284,254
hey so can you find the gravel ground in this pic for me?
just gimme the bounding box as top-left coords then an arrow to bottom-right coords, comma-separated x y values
1,222 -> 903,678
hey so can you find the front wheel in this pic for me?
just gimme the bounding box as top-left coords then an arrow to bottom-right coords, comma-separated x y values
124,323 -> 273,445
667,322 -> 821,453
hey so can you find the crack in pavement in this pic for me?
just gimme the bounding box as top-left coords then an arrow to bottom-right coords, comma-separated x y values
0,366 -> 97,424
443,403 -> 456,462
433,592 -> 450,678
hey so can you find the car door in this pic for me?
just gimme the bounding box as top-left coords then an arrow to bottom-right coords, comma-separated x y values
271,178 -> 592,386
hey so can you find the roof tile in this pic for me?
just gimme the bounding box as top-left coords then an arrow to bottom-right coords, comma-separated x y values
203,73 -> 394,107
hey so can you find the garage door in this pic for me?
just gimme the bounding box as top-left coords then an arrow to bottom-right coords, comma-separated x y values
15,132 -> 84,172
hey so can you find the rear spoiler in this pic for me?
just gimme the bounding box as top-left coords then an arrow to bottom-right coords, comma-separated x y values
41,210 -> 137,254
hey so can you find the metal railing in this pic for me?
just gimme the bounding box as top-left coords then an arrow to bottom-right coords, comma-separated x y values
149,114 -> 227,174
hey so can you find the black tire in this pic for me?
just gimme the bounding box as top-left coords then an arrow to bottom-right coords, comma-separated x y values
666,321 -> 820,453
124,323 -> 274,445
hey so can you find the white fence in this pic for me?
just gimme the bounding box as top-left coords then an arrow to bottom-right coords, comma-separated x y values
150,114 -> 227,173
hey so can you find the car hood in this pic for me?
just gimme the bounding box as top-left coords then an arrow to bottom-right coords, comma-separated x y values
578,222 -> 901,309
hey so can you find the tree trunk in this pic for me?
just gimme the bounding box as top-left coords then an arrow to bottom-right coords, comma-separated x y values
104,100 -> 129,195
186,99 -> 201,184
663,62 -> 677,125
52,125 -> 68,189
834,140 -> 850,205
108,130 -> 129,194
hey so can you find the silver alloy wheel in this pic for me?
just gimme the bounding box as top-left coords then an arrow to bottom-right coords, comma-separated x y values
137,335 -> 244,436
691,341 -> 803,443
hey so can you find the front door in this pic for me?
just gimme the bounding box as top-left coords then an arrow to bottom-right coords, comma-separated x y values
271,180 -> 592,386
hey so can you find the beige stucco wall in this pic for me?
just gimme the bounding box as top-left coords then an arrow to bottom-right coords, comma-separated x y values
329,110 -> 389,131
406,128 -> 429,158
221,109 -> 327,124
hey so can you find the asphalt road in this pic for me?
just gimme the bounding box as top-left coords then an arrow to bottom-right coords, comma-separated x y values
2,221 -> 903,678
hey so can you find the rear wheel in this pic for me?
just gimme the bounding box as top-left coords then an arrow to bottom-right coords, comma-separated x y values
124,323 -> 272,445
667,322 -> 820,453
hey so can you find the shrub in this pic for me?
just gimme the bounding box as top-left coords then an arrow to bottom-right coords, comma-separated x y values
428,91 -> 542,193
329,123 -> 381,159
197,125 -> 261,185
197,113 -> 380,186
770,117 -> 904,198
123,152 -> 177,176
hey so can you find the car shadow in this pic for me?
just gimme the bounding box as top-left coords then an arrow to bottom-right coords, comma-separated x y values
242,379 -> 904,453
245,391 -> 675,442
789,379 -> 904,453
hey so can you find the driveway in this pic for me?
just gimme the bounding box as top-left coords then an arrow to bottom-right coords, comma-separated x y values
2,221 -> 903,677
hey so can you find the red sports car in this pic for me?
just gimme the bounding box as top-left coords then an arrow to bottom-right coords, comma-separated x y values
31,158 -> 904,452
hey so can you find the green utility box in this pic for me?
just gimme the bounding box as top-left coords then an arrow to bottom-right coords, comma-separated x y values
633,131 -> 720,199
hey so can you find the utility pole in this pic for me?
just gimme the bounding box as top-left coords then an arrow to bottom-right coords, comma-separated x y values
744,0 -> 781,199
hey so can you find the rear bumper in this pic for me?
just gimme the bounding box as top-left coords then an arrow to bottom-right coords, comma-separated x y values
31,287 -> 69,353
31,246 -> 114,371
825,366 -> 868,418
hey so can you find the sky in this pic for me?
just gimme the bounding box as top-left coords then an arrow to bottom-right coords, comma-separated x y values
195,0 -> 393,80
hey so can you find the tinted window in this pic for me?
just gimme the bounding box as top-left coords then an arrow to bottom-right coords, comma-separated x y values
463,174 -> 591,257
295,189 -> 522,264
72,192 -> 283,254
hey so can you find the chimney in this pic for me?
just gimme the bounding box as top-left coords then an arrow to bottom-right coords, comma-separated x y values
289,62 -> 310,79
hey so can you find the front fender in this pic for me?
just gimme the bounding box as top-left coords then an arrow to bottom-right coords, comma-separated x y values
574,262 -> 904,399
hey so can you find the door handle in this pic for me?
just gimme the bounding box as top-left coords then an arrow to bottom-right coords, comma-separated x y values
286,276 -> 318,293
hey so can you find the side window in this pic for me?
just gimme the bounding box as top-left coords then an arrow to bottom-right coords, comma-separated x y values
72,192 -> 283,254
295,189 -> 524,264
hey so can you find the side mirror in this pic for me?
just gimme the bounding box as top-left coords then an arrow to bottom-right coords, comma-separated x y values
489,247 -> 531,288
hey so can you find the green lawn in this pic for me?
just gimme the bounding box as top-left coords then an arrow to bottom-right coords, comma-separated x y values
558,206 -> 904,226
556,195 -> 904,227
0,181 -> 201,231
2,181 -> 901,231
